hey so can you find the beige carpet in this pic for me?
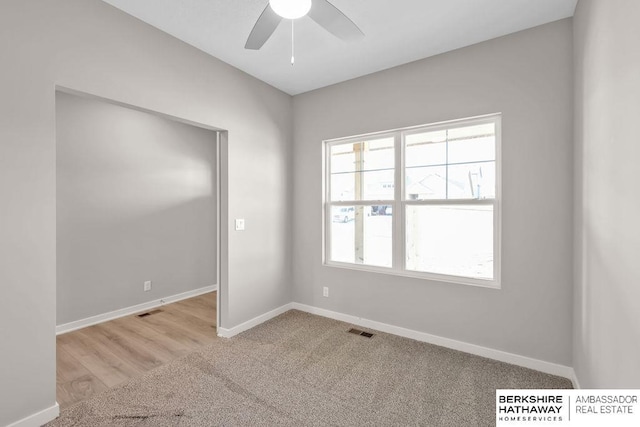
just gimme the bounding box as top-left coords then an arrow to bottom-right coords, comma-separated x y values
47,310 -> 571,426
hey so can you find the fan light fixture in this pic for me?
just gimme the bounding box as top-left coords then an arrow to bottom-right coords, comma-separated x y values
269,0 -> 312,20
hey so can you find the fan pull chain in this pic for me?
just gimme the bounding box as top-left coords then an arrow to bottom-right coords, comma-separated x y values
291,20 -> 295,66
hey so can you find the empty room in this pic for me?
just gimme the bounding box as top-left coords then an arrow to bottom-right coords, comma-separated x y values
1,1 -> 639,426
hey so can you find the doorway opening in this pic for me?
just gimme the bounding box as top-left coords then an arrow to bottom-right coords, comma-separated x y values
54,88 -> 225,408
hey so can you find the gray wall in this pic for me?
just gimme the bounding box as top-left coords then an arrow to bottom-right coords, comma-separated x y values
0,0 -> 292,425
292,20 -> 574,366
56,92 -> 217,326
573,0 -> 640,388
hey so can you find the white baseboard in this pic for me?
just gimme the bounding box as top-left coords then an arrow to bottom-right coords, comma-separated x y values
291,302 -> 574,381
6,402 -> 59,427
571,369 -> 582,389
218,303 -> 294,338
56,285 -> 217,335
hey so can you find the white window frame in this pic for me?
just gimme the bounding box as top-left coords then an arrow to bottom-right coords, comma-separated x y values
323,113 -> 502,289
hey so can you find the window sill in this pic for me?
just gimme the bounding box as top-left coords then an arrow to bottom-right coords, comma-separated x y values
323,261 -> 501,290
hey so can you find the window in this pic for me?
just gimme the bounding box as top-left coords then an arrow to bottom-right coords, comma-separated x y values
324,114 -> 501,288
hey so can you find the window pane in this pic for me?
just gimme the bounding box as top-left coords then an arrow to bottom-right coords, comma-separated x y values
331,169 -> 395,201
448,135 -> 495,164
405,165 -> 446,200
447,162 -> 496,199
404,122 -> 496,201
405,130 -> 446,168
363,138 -> 394,170
406,205 -> 493,280
329,138 -> 394,201
330,149 -> 355,174
363,169 -> 395,200
330,205 -> 392,267
331,172 -> 356,201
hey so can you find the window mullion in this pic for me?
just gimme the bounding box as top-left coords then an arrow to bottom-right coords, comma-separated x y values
394,132 -> 404,271
324,142 -> 331,264
445,129 -> 449,200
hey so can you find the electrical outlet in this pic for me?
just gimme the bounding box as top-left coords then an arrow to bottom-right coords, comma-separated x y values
235,218 -> 245,231
323,287 -> 329,297
144,280 -> 152,292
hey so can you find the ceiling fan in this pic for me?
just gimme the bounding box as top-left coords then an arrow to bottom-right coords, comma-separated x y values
245,0 -> 364,50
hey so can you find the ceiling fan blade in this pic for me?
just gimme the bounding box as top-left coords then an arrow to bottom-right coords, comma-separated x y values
245,4 -> 283,50
308,0 -> 364,41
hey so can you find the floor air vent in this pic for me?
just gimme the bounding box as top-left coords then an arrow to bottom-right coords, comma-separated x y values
137,309 -> 162,318
348,328 -> 374,338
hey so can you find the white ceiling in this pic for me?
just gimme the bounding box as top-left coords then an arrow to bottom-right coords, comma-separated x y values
100,0 -> 578,95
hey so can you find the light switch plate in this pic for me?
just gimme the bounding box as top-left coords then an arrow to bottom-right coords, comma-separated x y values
235,218 -> 245,231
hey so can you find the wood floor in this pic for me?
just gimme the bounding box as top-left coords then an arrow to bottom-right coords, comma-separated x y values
56,292 -> 217,408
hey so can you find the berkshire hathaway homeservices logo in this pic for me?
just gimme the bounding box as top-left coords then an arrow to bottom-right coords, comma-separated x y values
496,390 -> 640,426
498,392 -> 565,423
